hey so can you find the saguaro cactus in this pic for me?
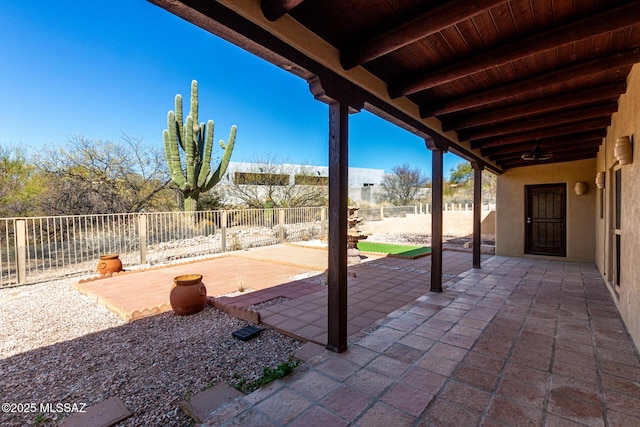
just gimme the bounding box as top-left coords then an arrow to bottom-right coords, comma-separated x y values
163,80 -> 236,211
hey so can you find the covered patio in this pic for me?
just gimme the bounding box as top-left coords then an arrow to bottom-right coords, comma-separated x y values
148,0 -> 640,354
143,1 -> 640,424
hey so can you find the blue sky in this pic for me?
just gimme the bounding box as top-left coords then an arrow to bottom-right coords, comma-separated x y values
0,1 -> 463,178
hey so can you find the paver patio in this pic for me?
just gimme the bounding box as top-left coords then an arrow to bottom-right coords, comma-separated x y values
74,245 -> 340,321
200,255 -> 640,426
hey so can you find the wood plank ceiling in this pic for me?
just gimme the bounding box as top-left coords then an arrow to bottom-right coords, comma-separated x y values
262,0 -> 640,169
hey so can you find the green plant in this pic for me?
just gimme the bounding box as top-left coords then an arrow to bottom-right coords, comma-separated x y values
32,414 -> 53,426
233,359 -> 300,394
164,80 -> 236,211
236,272 -> 245,292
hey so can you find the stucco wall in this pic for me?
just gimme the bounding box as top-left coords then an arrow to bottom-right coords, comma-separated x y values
496,158 -> 596,262
597,63 -> 640,349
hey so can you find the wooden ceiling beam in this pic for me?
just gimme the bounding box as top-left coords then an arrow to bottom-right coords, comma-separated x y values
340,0 -> 509,70
484,131 -> 606,157
460,103 -> 618,142
471,118 -> 611,149
443,82 -> 626,131
489,140 -> 603,161
499,150 -> 598,168
260,0 -> 305,21
391,1 -> 640,97
422,49 -> 640,117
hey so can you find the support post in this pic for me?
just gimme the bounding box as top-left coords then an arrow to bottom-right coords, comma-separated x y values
472,162 -> 483,268
139,214 -> 147,265
308,73 -> 364,353
426,139 -> 445,292
327,101 -> 349,353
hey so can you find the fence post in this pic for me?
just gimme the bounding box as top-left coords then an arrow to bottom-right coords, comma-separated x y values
139,214 -> 147,265
321,207 -> 327,239
278,209 -> 285,243
380,206 -> 384,220
15,219 -> 26,285
221,211 -> 228,252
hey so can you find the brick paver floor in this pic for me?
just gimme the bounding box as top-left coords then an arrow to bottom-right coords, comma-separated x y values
74,245 -> 335,321
203,255 -> 640,426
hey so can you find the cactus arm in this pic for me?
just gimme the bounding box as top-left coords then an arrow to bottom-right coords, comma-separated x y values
163,113 -> 187,191
185,115 -> 197,190
189,80 -> 198,131
174,94 -> 185,151
203,125 -> 236,191
198,122 -> 206,157
197,120 -> 214,188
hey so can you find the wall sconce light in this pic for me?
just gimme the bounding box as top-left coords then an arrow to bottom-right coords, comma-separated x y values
574,181 -> 589,196
614,136 -> 633,165
595,172 -> 605,189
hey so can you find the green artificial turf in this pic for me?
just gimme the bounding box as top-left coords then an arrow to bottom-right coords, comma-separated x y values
357,241 -> 431,258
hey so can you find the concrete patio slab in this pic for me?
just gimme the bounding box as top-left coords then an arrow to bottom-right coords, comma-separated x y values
60,397 -> 130,427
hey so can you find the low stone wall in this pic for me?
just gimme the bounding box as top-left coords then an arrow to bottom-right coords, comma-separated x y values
360,211 -> 495,237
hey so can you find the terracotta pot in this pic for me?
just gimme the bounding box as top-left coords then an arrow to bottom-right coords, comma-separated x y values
96,254 -> 123,275
170,274 -> 207,315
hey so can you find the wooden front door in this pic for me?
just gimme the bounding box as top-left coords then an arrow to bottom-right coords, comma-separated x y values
525,184 -> 566,256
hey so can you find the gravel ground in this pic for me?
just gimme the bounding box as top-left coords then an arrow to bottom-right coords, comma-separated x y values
0,278 -> 302,427
367,233 -> 495,248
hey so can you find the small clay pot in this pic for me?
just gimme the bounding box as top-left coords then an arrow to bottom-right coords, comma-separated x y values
170,274 -> 207,315
96,254 -> 123,275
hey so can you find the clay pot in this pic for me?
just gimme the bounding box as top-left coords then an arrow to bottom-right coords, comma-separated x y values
170,274 -> 207,315
96,254 -> 123,275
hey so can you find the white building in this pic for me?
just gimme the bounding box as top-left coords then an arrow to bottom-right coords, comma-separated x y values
222,162 -> 386,203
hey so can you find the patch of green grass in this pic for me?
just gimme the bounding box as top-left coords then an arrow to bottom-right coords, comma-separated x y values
357,241 -> 431,258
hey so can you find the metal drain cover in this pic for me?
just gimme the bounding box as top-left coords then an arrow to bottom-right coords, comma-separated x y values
232,325 -> 262,341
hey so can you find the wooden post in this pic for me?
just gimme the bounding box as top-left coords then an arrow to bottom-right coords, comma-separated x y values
308,74 -> 364,354
472,162 -> 483,268
426,140 -> 445,292
327,101 -> 349,353
15,219 -> 27,285
139,214 -> 147,265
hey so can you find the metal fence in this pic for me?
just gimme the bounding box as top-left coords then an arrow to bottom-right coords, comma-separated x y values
0,203 -> 493,287
0,207 -> 326,288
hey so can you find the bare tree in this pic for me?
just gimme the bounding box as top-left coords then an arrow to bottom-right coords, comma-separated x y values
35,134 -> 174,215
445,162 -> 496,204
223,155 -> 328,208
378,163 -> 430,205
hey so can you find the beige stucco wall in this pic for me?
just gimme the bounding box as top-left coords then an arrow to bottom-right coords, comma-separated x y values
496,158 -> 596,262
597,63 -> 640,349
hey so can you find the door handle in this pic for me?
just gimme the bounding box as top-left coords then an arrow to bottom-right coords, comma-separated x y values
526,217 -> 531,224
